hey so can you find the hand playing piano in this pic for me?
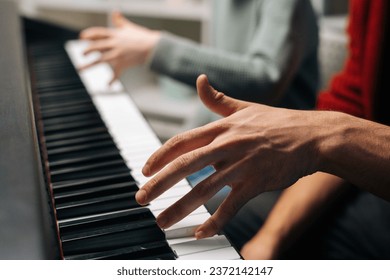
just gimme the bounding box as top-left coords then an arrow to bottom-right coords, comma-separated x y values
79,12 -> 160,85
136,74 -> 324,253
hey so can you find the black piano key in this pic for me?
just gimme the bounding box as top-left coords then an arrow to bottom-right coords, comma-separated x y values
51,159 -> 130,184
59,207 -> 149,228
32,61 -> 76,72
61,226 -> 166,256
47,140 -> 116,156
34,71 -> 79,81
33,63 -> 73,73
45,133 -> 112,150
40,103 -> 97,120
43,119 -> 107,135
38,89 -> 89,102
36,83 -> 85,94
44,126 -> 109,142
59,208 -> 154,242
52,172 -> 136,192
55,182 -> 138,205
54,181 -> 138,200
35,77 -> 82,87
61,219 -> 156,243
39,96 -> 91,109
41,112 -> 101,128
57,191 -> 138,210
39,98 -> 95,110
52,169 -> 135,193
66,241 -> 175,260
48,145 -> 120,164
50,164 -> 130,183
34,68 -> 79,78
56,193 -> 140,220
48,149 -> 122,169
50,159 -> 125,177
30,46 -> 68,56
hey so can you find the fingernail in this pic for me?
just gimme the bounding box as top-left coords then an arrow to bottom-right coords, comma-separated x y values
142,164 -> 151,176
195,230 -> 205,239
135,189 -> 147,205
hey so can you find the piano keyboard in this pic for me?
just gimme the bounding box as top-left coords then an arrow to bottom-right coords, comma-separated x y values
29,39 -> 240,260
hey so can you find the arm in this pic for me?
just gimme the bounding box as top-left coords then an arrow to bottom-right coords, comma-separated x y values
317,112 -> 390,198
241,173 -> 348,259
136,75 -> 390,239
150,0 -> 318,103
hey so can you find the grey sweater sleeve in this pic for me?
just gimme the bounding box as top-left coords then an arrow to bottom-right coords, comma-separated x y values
149,0 -> 318,104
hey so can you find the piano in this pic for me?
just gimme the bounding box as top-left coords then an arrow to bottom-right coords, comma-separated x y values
0,0 -> 240,260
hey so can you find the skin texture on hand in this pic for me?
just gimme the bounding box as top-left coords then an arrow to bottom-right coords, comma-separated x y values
136,74 -> 323,239
79,12 -> 160,84
135,75 -> 390,258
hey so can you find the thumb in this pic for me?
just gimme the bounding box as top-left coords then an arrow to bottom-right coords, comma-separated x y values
112,11 -> 128,28
196,74 -> 250,117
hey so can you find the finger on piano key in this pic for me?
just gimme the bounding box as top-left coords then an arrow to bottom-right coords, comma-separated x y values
148,196 -> 207,213
66,40 -> 124,95
163,213 -> 210,239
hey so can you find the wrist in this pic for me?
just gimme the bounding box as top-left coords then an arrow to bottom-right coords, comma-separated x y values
315,111 -> 352,175
142,30 -> 161,64
241,226 -> 285,260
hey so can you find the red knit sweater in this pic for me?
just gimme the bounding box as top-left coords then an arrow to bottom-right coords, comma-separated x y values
316,0 -> 387,121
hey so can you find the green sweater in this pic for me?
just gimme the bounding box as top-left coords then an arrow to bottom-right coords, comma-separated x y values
150,0 -> 319,110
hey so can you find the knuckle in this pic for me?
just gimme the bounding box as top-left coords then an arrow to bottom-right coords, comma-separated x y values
144,176 -> 159,194
166,133 -> 185,149
194,177 -> 218,198
228,192 -> 247,214
212,120 -> 228,132
148,176 -> 160,189
192,182 -> 210,198
173,155 -> 191,171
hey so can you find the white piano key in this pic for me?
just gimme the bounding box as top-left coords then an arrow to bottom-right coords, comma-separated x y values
170,235 -> 231,256
148,196 -> 208,214
152,206 -> 208,218
167,236 -> 197,246
162,213 -> 210,239
178,246 -> 241,260
157,185 -> 192,200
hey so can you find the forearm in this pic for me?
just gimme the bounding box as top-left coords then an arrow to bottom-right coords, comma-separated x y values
149,33 -> 282,102
317,112 -> 390,200
242,172 -> 348,259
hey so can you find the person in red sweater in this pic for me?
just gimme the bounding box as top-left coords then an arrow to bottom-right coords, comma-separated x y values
135,0 -> 390,259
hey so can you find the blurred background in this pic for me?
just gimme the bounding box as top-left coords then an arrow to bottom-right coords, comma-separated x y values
19,0 -> 349,142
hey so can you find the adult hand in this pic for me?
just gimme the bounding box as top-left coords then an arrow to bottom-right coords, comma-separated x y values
136,74 -> 323,239
79,12 -> 161,84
